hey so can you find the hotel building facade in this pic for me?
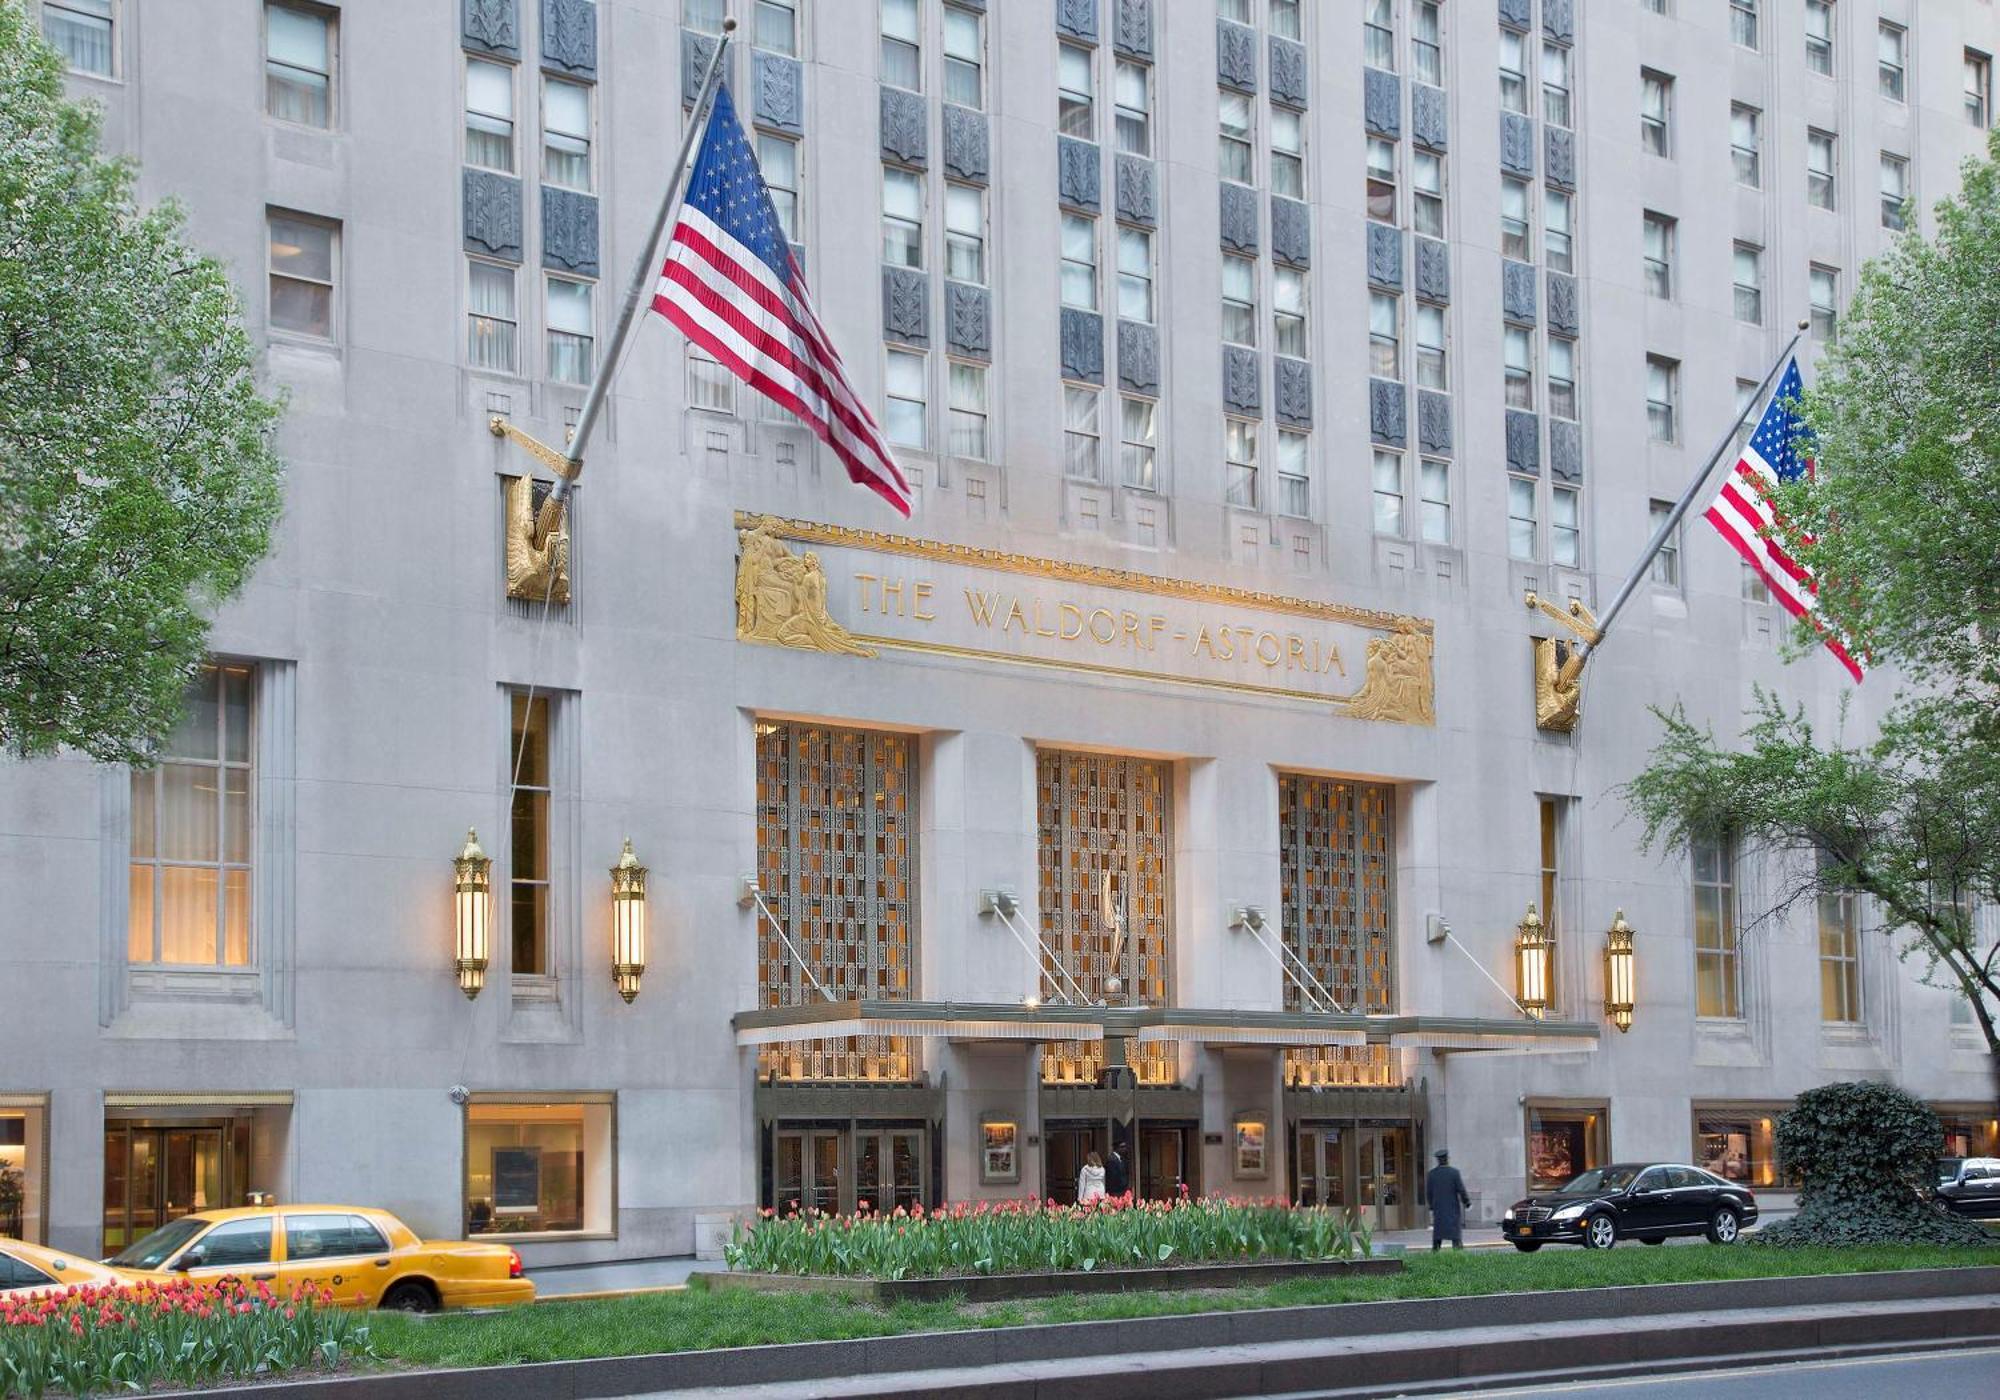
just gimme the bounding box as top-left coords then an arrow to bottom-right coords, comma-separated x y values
4,0 -> 1997,1263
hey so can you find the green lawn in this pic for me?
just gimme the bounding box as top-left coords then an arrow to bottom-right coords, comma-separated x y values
366,1244 -> 2000,1371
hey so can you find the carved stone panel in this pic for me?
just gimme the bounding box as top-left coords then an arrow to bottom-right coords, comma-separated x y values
463,170 -> 523,261
1271,195 -> 1310,267
1057,0 -> 1099,43
1220,181 -> 1259,252
1499,0 -> 1532,29
1501,113 -> 1536,177
1364,68 -> 1401,136
1223,345 -> 1261,415
1115,156 -> 1156,226
1061,307 -> 1105,384
881,87 -> 928,167
1551,419 -> 1582,483
1370,379 -> 1407,447
682,31 -> 720,107
883,267 -> 929,347
753,52 -> 803,134
1547,271 -> 1579,335
1418,390 -> 1452,455
1544,0 -> 1575,43
1412,83 -> 1448,150
1546,126 -> 1575,188
944,105 -> 990,184
1270,37 -> 1308,107
1059,137 -> 1101,210
946,281 -> 991,358
1218,20 -> 1256,93
542,187 -> 599,276
1114,0 -> 1154,58
1506,410 -> 1541,475
463,0 -> 518,58
541,0 -> 596,77
1276,356 -> 1312,427
1117,318 -> 1159,394
1502,259 -> 1537,325
1415,237 -> 1450,303
1367,223 -> 1403,289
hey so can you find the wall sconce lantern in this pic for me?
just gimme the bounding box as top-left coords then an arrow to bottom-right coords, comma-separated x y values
1515,902 -> 1552,1020
610,838 -> 649,1004
1604,909 -> 1637,1033
452,829 -> 492,999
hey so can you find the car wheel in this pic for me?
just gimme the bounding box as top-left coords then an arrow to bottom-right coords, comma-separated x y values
1706,1208 -> 1741,1245
1512,1241 -> 1543,1252
380,1281 -> 438,1314
1641,1236 -> 1666,1245
1582,1215 -> 1617,1250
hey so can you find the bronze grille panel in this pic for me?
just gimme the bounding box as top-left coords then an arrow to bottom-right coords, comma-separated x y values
1280,775 -> 1395,1083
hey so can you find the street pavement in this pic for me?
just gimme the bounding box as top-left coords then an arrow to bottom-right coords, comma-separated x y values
1465,1344 -> 2000,1399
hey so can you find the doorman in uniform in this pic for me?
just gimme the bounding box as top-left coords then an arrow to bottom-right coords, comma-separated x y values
1423,1148 -> 1472,1250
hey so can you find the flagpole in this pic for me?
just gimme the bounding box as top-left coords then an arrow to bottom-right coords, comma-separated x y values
528,19 -> 735,544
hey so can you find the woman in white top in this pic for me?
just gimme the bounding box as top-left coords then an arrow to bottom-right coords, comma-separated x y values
1077,1150 -> 1107,1203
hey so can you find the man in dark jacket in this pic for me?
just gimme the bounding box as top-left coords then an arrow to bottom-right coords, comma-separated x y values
1104,1148 -> 1130,1199
1423,1148 -> 1472,1250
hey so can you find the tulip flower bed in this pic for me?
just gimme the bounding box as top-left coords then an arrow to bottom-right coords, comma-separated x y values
0,1276 -> 372,1399
724,1193 -> 1372,1282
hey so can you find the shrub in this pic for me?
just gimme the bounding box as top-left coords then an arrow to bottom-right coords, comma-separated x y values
1750,1081 -> 1992,1247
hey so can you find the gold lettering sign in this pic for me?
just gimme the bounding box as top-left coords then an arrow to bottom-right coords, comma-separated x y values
733,514 -> 1435,726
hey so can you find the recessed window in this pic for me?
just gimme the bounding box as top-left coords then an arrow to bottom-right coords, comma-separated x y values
1732,243 -> 1762,325
1373,450 -> 1405,536
1270,0 -> 1302,42
1809,264 -> 1838,340
1642,212 -> 1675,300
1527,1105 -> 1607,1193
1878,21 -> 1906,103
1640,70 -> 1672,158
1412,1 -> 1442,86
1413,150 -> 1445,238
1415,302 -> 1446,390
1114,60 -> 1151,155
1499,27 -> 1528,114
1730,104 -> 1761,188
1277,430 -> 1310,519
1365,0 -> 1396,71
944,5 -> 983,108
758,132 -> 800,242
1646,357 -> 1678,443
267,211 -> 337,340
42,0 -> 113,76
1219,90 -> 1254,183
683,0 -> 726,34
1503,325 -> 1533,410
1879,152 -> 1908,231
1730,0 -> 1758,51
1369,291 -> 1400,377
1061,213 -> 1099,311
1501,176 -> 1531,260
1271,107 -> 1305,199
1219,0 -> 1251,22
1548,335 -> 1577,420
1507,475 -> 1537,560
884,349 -> 927,449
882,166 -> 923,269
1648,499 -> 1680,587
880,0 -> 921,91
1806,0 -> 1834,76
1817,852 -> 1863,1025
1541,42 -> 1571,129
1693,837 -> 1741,1019
947,360 -> 988,460
1058,42 -> 1094,138
1225,417 -> 1259,508
1969,50 -> 1993,129
1552,486 -> 1581,568
466,58 -> 516,172
1419,458 -> 1451,543
687,344 -> 734,413
463,1097 -> 614,1237
1367,138 -> 1398,223
1807,129 -> 1836,209
1063,383 -> 1101,481
753,0 -> 798,55
508,692 -> 554,976
546,276 -> 593,385
945,183 -> 986,284
1273,265 -> 1306,356
1222,253 -> 1257,346
1120,396 -> 1157,489
468,259 -> 519,373
1117,225 -> 1154,323
543,78 -> 592,191
1543,187 -> 1572,273
266,4 -> 333,126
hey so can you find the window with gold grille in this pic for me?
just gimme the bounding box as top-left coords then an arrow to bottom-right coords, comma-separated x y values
1280,775 -> 1394,1082
1036,749 -> 1176,1084
754,721 -> 916,1081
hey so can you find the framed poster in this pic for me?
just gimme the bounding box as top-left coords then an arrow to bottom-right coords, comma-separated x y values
492,1145 -> 543,1215
980,1121 -> 1018,1184
1234,1120 -> 1268,1178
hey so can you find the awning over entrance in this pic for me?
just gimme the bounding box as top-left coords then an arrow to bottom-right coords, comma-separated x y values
103,1091 -> 296,1108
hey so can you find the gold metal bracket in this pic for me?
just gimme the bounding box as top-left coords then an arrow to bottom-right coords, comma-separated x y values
1526,592 -> 1601,734
488,415 -> 580,552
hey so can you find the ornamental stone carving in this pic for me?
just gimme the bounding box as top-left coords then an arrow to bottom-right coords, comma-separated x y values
1114,0 -> 1154,58
1415,237 -> 1450,302
1547,271 -> 1579,335
753,52 -> 803,134
1418,390 -> 1452,454
1501,112 -> 1535,177
1060,307 -> 1104,383
682,31 -> 719,107
1546,126 -> 1575,188
1058,137 -> 1101,210
1544,0 -> 1575,43
1370,379 -> 1407,447
1343,628 -> 1435,726
1275,356 -> 1312,427
1367,223 -> 1403,289
1271,195 -> 1310,267
1364,68 -> 1401,136
1499,0 -> 1532,30
1115,155 -> 1156,226
1220,181 -> 1258,252
541,0 -> 596,77
505,476 -> 569,604
542,187 -> 599,276
463,170 -> 523,260
1217,20 -> 1256,92
944,105 -> 989,184
1056,0 -> 1099,43
1506,410 -> 1541,475
1413,84 -> 1448,150
881,87 -> 927,166
947,281 -> 991,358
1223,346 -> 1261,415
882,267 -> 929,347
736,524 -> 875,658
1551,419 -> 1583,482
1117,319 -> 1159,394
1270,37 -> 1308,107
1503,259 -> 1537,325
463,0 -> 518,58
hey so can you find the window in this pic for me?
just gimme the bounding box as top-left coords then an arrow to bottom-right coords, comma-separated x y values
42,0 -> 112,75
0,1102 -> 48,1245
1730,0 -> 1757,50
884,349 -> 927,448
1503,325 -> 1533,409
1218,0 -> 1250,21
1274,266 -> 1307,357
1413,1 -> 1442,87
464,1097 -> 614,1237
1880,153 -> 1908,231
1219,90 -> 1254,183
1063,383 -> 1101,480
1367,138 -> 1398,223
881,0 -> 920,90
947,361 -> 988,459
1278,778 -> 1397,1042
1818,852 -> 1863,1024
1693,837 -> 1741,1019
1543,188 -> 1572,273
1552,486 -> 1580,567
1878,21 -> 1906,103
543,78 -> 591,190
1527,1105 -> 1607,1192
1742,560 -> 1771,604
546,276 -> 593,384
1640,70 -> 1671,157
1117,226 -> 1154,322
683,0 -> 726,33
1115,60 -> 1151,155
507,693 -> 554,977
1413,151 -> 1445,238
1120,396 -> 1157,489
266,5 -> 332,125
1647,356 -> 1677,443
1642,213 -> 1675,300
687,344 -> 733,412
753,0 -> 798,54
197,1219 -> 273,1268
1695,1109 -> 1784,1186
1648,499 -> 1679,586
1058,43 -> 1094,137
1277,430 -> 1310,518
466,59 -> 515,172
944,5 -> 983,108
1507,475 -> 1537,560
1542,42 -> 1571,129
1225,418 -> 1259,508
1415,302 -> 1446,390
1061,214 -> 1098,310
1418,458 -> 1450,543
1222,254 -> 1257,346
128,664 -> 253,967
1270,0 -> 1301,42
945,183 -> 985,283
1365,0 -> 1395,71
759,132 -> 799,241
1372,451 -> 1405,536
1806,0 -> 1833,76
468,259 -> 518,373
882,167 -> 923,268
1369,292 -> 1400,377
1969,51 -> 1993,129
1271,107 -> 1305,198
1500,28 -> 1528,114
1730,104 -> 1761,188
1806,129 -> 1836,210
1732,243 -> 1762,324
1809,264 -> 1838,340
1548,335 -> 1576,419
285,1213 -> 389,1261
1501,177 -> 1531,260
267,212 -> 335,340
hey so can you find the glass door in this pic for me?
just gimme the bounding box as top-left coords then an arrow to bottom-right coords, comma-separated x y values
1356,1125 -> 1411,1230
103,1125 -> 225,1252
1293,1124 -> 1345,1208
773,1128 -> 843,1216
856,1129 -> 925,1214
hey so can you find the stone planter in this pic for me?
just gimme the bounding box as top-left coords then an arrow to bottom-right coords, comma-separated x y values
690,1254 -> 1401,1303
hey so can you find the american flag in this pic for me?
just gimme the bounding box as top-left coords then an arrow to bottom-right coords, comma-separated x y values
1701,358 -> 1863,681
654,85 -> 912,516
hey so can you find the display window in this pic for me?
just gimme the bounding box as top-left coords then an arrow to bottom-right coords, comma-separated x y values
463,1095 -> 614,1238
0,1098 -> 48,1245
1692,1104 -> 1797,1188
1525,1101 -> 1607,1191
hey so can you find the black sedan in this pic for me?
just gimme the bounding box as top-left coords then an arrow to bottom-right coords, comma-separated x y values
1937,1158 -> 2000,1217
1500,1162 -> 1758,1250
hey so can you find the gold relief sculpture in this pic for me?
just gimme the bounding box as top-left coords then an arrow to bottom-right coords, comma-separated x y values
1341,628 -> 1435,726
1526,592 -> 1600,733
736,523 -> 876,657
504,476 -> 570,605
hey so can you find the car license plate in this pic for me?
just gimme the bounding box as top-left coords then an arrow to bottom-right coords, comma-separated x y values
1517,1226 -> 1533,1237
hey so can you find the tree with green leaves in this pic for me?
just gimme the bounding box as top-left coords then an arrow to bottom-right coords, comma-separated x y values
0,3 -> 281,763
1624,132 -> 2000,1074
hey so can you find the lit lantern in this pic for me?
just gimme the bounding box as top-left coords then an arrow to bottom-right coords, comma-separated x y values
610,838 -> 649,1004
1515,902 -> 1552,1019
1604,909 -> 1637,1033
453,829 -> 492,999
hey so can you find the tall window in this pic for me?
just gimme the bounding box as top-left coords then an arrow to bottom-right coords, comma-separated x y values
1368,292 -> 1399,376
129,665 -> 254,968
1219,90 -> 1254,183
1222,254 -> 1257,346
1373,451 -> 1405,536
1539,798 -> 1566,958
944,4 -> 983,108
1115,60 -> 1151,155
1877,21 -> 1906,103
1367,138 -> 1398,223
508,693 -> 551,977
882,167 -> 923,268
947,361 -> 988,459
1647,356 -> 1677,443
1116,226 -> 1153,321
1413,150 -> 1445,238
1277,430 -> 1310,518
1365,0 -> 1395,71
546,276 -> 593,384
1544,188 -> 1572,272
759,132 -> 800,241
1419,458 -> 1451,543
1278,776 -> 1396,1025
468,259 -> 518,373
1274,266 -> 1307,357
1063,384 -> 1101,480
1692,836 -> 1741,1019
945,183 -> 986,283
687,344 -> 734,413
1120,396 -> 1157,489
1806,129 -> 1836,209
1730,104 -> 1761,188
1730,0 -> 1757,50
1270,0 -> 1301,41
684,0 -> 725,32
1062,214 -> 1099,310
1541,42 -> 1571,129
267,212 -> 336,340
1501,176 -> 1531,260
1415,302 -> 1446,390
1271,107 -> 1305,198
884,348 -> 926,448
1548,335 -> 1577,419
1058,42 -> 1094,137
1500,27 -> 1528,114
42,0 -> 113,76
1412,1 -> 1442,86
1507,476 -> 1537,560
1732,243 -> 1763,325
1818,853 -> 1863,1024
1806,1 -> 1834,76
266,4 -> 333,126
466,58 -> 515,172
1642,0 -> 1666,13
543,78 -> 592,190
880,0 -> 921,90
1225,417 -> 1258,508
1809,264 -> 1838,340
1642,212 -> 1675,300
1969,51 -> 1993,129
1640,70 -> 1672,158
1552,487 -> 1580,567
753,0 -> 798,54
1879,153 -> 1908,231
1503,325 -> 1533,409
1648,500 -> 1680,586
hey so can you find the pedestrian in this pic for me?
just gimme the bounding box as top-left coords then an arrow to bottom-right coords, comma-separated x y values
1424,1148 -> 1472,1251
1077,1150 -> 1106,1203
1104,1147 -> 1130,1199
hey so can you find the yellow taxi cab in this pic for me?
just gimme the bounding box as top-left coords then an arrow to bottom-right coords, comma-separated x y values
105,1205 -> 534,1312
0,1238 -> 124,1299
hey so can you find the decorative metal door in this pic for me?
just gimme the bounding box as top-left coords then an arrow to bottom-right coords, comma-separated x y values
1279,776 -> 1395,1087
855,1129 -> 925,1214
755,722 -> 916,1081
